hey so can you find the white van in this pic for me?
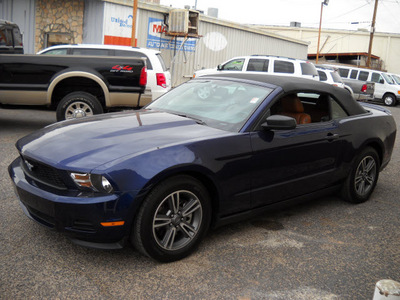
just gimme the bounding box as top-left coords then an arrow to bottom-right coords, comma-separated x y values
194,55 -> 320,81
334,65 -> 400,106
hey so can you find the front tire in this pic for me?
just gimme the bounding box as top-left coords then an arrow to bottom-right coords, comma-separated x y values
56,91 -> 103,121
383,93 -> 396,107
131,175 -> 211,262
341,147 -> 380,203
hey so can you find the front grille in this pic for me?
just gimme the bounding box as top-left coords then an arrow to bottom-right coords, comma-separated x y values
21,157 -> 67,190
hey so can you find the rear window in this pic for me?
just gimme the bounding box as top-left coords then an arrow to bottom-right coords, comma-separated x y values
338,68 -> 349,78
274,60 -> 294,74
0,27 -> 12,46
246,59 -> 269,72
358,71 -> 369,81
349,70 -> 358,79
318,70 -> 328,81
301,62 -> 318,76
115,50 -> 153,70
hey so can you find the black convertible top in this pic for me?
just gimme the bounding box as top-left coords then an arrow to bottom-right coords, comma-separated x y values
198,73 -> 367,116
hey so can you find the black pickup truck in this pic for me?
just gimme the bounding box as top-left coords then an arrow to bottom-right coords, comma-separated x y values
0,54 -> 147,121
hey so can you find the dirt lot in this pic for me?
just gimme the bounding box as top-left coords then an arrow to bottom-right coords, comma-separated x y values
1,107 -> 399,299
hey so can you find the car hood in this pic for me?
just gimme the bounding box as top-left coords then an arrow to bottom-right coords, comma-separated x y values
16,110 -> 231,172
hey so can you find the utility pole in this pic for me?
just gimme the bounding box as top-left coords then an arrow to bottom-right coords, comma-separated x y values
316,0 -> 329,64
367,0 -> 379,68
131,0 -> 138,47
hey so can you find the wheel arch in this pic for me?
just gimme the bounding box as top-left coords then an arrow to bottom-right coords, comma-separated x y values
382,92 -> 397,106
359,140 -> 384,167
137,166 -> 222,226
47,71 -> 110,108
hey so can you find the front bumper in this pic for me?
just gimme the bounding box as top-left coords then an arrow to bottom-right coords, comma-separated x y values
8,157 -> 137,249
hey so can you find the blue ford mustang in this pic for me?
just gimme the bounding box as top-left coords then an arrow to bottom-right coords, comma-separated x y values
8,74 -> 396,262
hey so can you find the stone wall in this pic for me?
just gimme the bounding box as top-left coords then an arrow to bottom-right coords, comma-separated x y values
35,0 -> 84,52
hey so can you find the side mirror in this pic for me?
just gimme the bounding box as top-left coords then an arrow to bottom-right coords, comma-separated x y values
262,115 -> 297,130
217,64 -> 222,71
379,78 -> 385,84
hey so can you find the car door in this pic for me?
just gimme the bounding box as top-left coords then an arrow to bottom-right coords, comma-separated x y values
370,72 -> 385,99
249,92 -> 348,209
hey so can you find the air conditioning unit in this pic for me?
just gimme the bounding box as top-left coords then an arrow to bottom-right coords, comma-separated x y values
168,9 -> 199,35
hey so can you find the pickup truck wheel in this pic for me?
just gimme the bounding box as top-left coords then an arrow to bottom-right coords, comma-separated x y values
56,92 -> 103,121
341,147 -> 380,204
131,175 -> 211,262
383,94 -> 396,106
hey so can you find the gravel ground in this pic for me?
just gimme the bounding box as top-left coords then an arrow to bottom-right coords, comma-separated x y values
1,106 -> 399,299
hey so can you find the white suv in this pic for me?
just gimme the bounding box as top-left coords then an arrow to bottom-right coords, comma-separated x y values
194,55 -> 319,81
37,44 -> 171,104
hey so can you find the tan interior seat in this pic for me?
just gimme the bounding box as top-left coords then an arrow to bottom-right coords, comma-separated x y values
280,94 -> 312,124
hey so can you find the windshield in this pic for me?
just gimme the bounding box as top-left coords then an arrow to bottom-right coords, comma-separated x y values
147,79 -> 273,132
392,74 -> 400,85
383,73 -> 395,84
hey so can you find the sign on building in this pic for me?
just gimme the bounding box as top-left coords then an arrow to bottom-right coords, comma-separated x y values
103,2 -> 134,46
147,17 -> 196,52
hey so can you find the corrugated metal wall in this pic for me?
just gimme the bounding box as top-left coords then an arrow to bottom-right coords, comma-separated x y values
135,3 -> 308,86
0,0 -> 36,54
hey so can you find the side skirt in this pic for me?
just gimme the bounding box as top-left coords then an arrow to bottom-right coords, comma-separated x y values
213,184 -> 341,229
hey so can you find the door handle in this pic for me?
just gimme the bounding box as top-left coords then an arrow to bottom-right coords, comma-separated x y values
325,133 -> 339,141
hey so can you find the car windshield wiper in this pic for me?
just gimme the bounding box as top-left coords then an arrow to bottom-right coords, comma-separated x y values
174,113 -> 207,125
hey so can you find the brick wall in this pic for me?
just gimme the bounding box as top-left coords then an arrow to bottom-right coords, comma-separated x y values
35,0 -> 84,52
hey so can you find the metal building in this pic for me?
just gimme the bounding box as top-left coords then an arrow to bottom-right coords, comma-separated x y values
85,1 -> 308,86
1,0 -> 309,86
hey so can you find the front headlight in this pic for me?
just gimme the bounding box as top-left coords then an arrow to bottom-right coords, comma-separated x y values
70,172 -> 114,193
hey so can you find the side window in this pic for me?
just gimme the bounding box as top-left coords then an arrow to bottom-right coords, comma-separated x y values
12,27 -> 22,46
371,73 -> 383,83
42,49 -> 68,55
318,70 -> 328,81
246,59 -> 269,72
338,68 -> 349,78
358,71 -> 369,81
115,50 -> 153,70
269,92 -> 329,124
72,49 -> 110,56
273,60 -> 295,74
349,70 -> 358,79
221,59 -> 245,71
330,98 -> 348,119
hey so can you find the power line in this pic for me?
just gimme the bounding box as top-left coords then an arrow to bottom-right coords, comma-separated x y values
326,3 -> 370,21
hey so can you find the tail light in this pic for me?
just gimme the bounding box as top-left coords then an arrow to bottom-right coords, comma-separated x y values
156,73 -> 167,88
139,67 -> 147,86
361,84 -> 367,93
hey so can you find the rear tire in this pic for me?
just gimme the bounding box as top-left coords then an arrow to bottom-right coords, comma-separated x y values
131,175 -> 211,262
56,91 -> 103,121
341,147 -> 380,203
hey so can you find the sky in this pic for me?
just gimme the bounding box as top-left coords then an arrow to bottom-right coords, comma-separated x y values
159,0 -> 400,34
